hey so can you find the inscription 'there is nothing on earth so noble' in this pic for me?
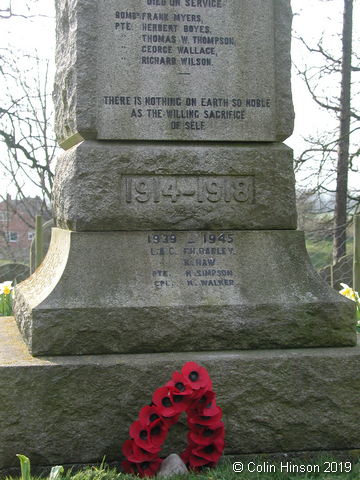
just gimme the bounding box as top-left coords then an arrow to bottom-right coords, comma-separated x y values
97,0 -> 274,138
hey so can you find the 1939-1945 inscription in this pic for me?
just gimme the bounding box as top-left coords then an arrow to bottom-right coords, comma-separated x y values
146,231 -> 237,289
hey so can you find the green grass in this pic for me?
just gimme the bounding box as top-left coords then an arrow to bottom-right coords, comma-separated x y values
4,457 -> 360,480
0,260 -> 11,266
305,238 -> 333,270
305,235 -> 354,272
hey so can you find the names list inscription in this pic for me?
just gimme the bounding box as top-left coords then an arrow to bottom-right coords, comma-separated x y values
97,0 -> 276,140
146,231 -> 237,291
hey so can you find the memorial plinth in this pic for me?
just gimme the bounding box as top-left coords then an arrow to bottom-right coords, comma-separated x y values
2,0 -> 359,474
14,228 -> 356,356
1,318 -> 360,477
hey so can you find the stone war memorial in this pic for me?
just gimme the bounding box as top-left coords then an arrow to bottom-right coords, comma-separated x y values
0,0 -> 359,475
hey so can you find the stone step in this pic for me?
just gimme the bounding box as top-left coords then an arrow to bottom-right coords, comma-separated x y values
1,317 -> 359,474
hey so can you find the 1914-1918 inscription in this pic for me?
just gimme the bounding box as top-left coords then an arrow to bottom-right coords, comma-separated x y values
122,175 -> 255,204
96,0 -> 277,141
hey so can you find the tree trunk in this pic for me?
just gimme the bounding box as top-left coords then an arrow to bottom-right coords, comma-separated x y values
333,0 -> 353,263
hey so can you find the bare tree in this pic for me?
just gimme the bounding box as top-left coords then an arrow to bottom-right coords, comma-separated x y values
0,53 -> 57,214
294,0 -> 359,263
334,0 -> 353,261
0,3 -> 56,261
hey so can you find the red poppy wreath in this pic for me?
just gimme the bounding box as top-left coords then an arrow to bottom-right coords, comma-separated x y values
121,361 -> 225,477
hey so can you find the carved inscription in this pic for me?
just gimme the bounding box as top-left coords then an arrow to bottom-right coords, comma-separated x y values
115,0 -> 233,70
183,232 -> 236,287
146,231 -> 238,290
97,1 -> 276,140
123,175 -> 255,204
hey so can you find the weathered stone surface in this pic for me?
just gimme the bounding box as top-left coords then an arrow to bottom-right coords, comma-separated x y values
158,454 -> 188,477
54,0 -> 97,148
53,142 -> 297,231
13,228 -> 356,356
0,317 -> 359,474
53,0 -> 294,147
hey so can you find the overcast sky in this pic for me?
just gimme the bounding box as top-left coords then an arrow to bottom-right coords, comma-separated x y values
0,0 -> 359,195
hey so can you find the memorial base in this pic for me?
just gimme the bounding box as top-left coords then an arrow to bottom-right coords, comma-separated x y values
14,228 -> 356,356
0,317 -> 359,475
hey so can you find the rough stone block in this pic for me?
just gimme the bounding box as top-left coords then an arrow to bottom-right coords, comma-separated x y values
53,0 -> 294,147
13,228 -> 356,356
0,317 -> 359,474
53,142 -> 297,232
158,454 -> 188,477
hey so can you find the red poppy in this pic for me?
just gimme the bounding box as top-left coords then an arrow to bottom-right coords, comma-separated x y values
122,458 -> 162,478
139,405 -> 163,427
162,413 -> 181,428
188,453 -> 214,468
139,397 -> 181,428
129,420 -> 162,453
189,390 -> 218,416
181,362 -> 212,391
166,371 -> 193,396
122,439 -> 158,463
191,386 -> 209,401
171,390 -> 192,411
137,458 -> 163,477
148,420 -> 168,446
152,386 -> 189,416
192,437 -> 224,463
189,423 -> 225,446
180,444 -> 193,465
121,460 -> 137,474
188,406 -> 223,427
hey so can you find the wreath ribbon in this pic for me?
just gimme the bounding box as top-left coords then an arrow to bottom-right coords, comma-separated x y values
121,361 -> 225,477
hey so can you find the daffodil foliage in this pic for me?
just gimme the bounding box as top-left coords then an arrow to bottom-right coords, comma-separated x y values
0,281 -> 13,316
339,283 -> 360,331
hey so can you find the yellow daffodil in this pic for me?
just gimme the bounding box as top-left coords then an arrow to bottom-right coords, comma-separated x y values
0,281 -> 13,296
339,283 -> 360,303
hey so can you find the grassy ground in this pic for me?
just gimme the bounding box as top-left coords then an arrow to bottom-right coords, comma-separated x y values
305,238 -> 333,270
305,237 -> 354,271
5,457 -> 360,480
0,259 -> 11,266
